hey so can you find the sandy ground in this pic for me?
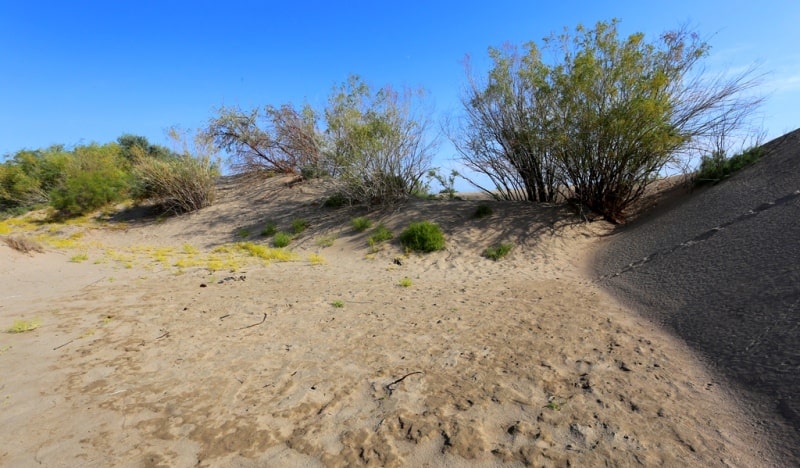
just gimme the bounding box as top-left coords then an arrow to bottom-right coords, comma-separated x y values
0,175 -> 785,467
594,129 -> 800,464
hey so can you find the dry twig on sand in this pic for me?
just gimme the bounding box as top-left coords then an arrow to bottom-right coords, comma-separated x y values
237,313 -> 267,330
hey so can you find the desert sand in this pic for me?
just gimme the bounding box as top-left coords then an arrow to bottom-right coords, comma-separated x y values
594,129 -> 800,464
0,173 -> 787,467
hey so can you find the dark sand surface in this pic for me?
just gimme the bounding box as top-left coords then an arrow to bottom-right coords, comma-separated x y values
593,129 -> 800,464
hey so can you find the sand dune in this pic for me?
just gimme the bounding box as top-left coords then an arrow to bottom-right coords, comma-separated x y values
0,171 -> 787,466
594,128 -> 800,464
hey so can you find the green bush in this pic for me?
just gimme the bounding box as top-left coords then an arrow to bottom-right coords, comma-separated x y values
273,232 -> 291,248
261,222 -> 277,237
474,204 -> 493,219
482,242 -> 513,261
696,147 -> 763,185
399,221 -> 445,252
1,147 -> 71,212
291,218 -> 309,234
50,144 -> 132,215
368,224 -> 393,244
351,216 -> 372,232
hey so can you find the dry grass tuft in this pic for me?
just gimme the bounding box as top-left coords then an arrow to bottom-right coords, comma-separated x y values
3,235 -> 45,254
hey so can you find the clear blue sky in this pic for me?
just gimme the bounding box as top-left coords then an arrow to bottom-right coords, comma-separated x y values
2,1 -> 798,176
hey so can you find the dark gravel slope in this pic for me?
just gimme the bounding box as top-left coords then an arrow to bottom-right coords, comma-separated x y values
593,129 -> 800,463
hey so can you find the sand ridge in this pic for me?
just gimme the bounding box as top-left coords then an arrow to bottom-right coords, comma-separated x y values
0,176 -> 782,466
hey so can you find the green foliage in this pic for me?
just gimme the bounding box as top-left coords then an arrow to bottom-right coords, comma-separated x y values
399,221 -> 445,252
331,300 -> 344,308
49,144 -> 131,215
236,228 -> 251,238
351,216 -> 372,232
695,147 -> 763,185
206,75 -> 435,207
272,232 -> 291,248
474,204 -> 493,218
368,224 -> 394,244
325,75 -> 435,205
458,20 -> 762,222
398,277 -> 412,288
118,134 -> 176,162
261,221 -> 277,237
482,242 -> 513,261
427,169 -> 459,199
291,218 -> 309,234
0,147 -> 71,212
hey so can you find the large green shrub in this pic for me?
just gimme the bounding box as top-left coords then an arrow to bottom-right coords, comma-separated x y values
399,221 -> 445,252
0,147 -> 71,212
49,144 -> 131,215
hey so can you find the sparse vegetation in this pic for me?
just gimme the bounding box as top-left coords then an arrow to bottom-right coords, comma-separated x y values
695,147 -> 764,185
315,235 -> 336,248
131,131 -> 219,215
69,253 -> 89,263
331,300 -> 344,308
399,221 -> 445,253
261,222 -> 277,237
6,319 -> 40,333
482,242 -> 513,261
308,253 -> 326,265
272,232 -> 292,248
291,218 -> 309,234
205,75 -> 435,206
398,277 -> 412,287
2,235 -> 44,254
351,216 -> 372,232
367,224 -> 394,250
236,228 -> 251,239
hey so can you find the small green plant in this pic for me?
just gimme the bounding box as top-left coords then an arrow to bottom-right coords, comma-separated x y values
368,224 -> 394,244
272,232 -> 291,248
291,218 -> 309,234
261,221 -> 277,237
398,277 -> 412,288
399,221 -> 445,253
482,242 -> 513,261
695,147 -> 764,185
474,204 -> 493,219
236,228 -> 251,239
427,169 -> 459,200
351,216 -> 372,232
331,300 -> 344,308
69,253 -> 89,263
6,318 -> 40,333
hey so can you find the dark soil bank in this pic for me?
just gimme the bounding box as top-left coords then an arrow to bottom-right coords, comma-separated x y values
593,129 -> 800,464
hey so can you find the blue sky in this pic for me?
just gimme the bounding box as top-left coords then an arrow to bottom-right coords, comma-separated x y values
2,1 -> 798,179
